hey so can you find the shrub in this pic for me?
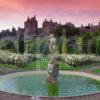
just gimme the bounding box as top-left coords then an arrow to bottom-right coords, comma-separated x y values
1,41 -> 16,52
62,37 -> 68,55
62,54 -> 99,67
0,50 -> 36,67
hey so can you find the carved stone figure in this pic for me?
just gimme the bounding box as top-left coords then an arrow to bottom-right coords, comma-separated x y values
49,34 -> 57,54
47,34 -> 59,83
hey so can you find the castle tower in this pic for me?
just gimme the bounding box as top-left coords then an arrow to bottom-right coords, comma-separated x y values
42,19 -> 60,36
24,15 -> 38,38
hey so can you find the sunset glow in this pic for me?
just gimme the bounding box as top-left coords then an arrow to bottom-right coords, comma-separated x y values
0,0 -> 100,30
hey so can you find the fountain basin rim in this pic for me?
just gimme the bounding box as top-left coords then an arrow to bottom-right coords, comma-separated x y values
0,71 -> 100,98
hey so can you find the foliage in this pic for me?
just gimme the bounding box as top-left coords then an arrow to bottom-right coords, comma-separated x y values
18,33 -> 24,54
62,37 -> 68,54
66,36 -> 76,54
29,38 -> 49,55
75,37 -> 83,54
96,38 -> 100,55
18,40 -> 24,54
57,37 -> 62,54
0,50 -> 36,67
62,54 -> 100,67
54,24 -> 79,37
54,26 -> 62,36
1,41 -> 16,52
93,69 -> 100,73
82,32 -> 92,53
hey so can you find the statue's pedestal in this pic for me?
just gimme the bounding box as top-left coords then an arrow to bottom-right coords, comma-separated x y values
47,60 -> 59,83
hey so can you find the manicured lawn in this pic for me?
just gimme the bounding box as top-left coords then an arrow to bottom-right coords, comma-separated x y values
93,69 -> 100,73
0,59 -> 72,71
26,59 -> 72,70
26,61 -> 100,71
0,59 -> 100,72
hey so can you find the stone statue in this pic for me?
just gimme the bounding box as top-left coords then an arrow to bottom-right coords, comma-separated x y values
47,34 -> 59,83
49,34 -> 57,54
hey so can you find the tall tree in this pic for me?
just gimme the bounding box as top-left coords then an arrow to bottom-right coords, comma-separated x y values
18,33 -> 24,54
96,37 -> 100,55
62,37 -> 68,55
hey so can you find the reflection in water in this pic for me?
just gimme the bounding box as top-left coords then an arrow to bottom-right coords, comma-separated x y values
89,79 -> 100,90
47,82 -> 59,96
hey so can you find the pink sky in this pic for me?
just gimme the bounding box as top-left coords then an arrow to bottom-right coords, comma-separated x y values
0,0 -> 100,30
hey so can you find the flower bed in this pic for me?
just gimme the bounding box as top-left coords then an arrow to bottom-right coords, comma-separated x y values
0,50 -> 36,67
0,50 -> 100,68
62,54 -> 100,67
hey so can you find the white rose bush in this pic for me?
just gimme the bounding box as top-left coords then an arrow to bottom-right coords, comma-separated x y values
62,54 -> 100,67
0,50 -> 36,67
0,50 -> 100,68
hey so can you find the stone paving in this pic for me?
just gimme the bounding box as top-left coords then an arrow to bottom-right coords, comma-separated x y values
0,91 -> 32,100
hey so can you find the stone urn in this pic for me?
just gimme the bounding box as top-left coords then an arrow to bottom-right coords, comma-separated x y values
47,57 -> 59,83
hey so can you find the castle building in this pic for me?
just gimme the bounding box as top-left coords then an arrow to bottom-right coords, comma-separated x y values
79,22 -> 100,35
24,15 -> 38,39
0,15 -> 100,42
42,19 -> 60,36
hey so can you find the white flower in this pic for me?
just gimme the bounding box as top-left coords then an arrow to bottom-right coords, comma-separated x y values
0,50 -> 36,67
63,54 -> 99,67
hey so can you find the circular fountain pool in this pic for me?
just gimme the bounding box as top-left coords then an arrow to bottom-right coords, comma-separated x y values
0,71 -> 100,97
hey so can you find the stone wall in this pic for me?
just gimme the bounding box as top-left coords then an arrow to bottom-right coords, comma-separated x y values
37,92 -> 100,100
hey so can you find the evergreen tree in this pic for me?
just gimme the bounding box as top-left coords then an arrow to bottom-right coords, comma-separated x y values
57,37 -> 62,54
82,32 -> 93,54
96,38 -> 100,55
11,27 -> 16,36
18,40 -> 24,54
18,33 -> 24,54
62,37 -> 68,54
75,37 -> 83,54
